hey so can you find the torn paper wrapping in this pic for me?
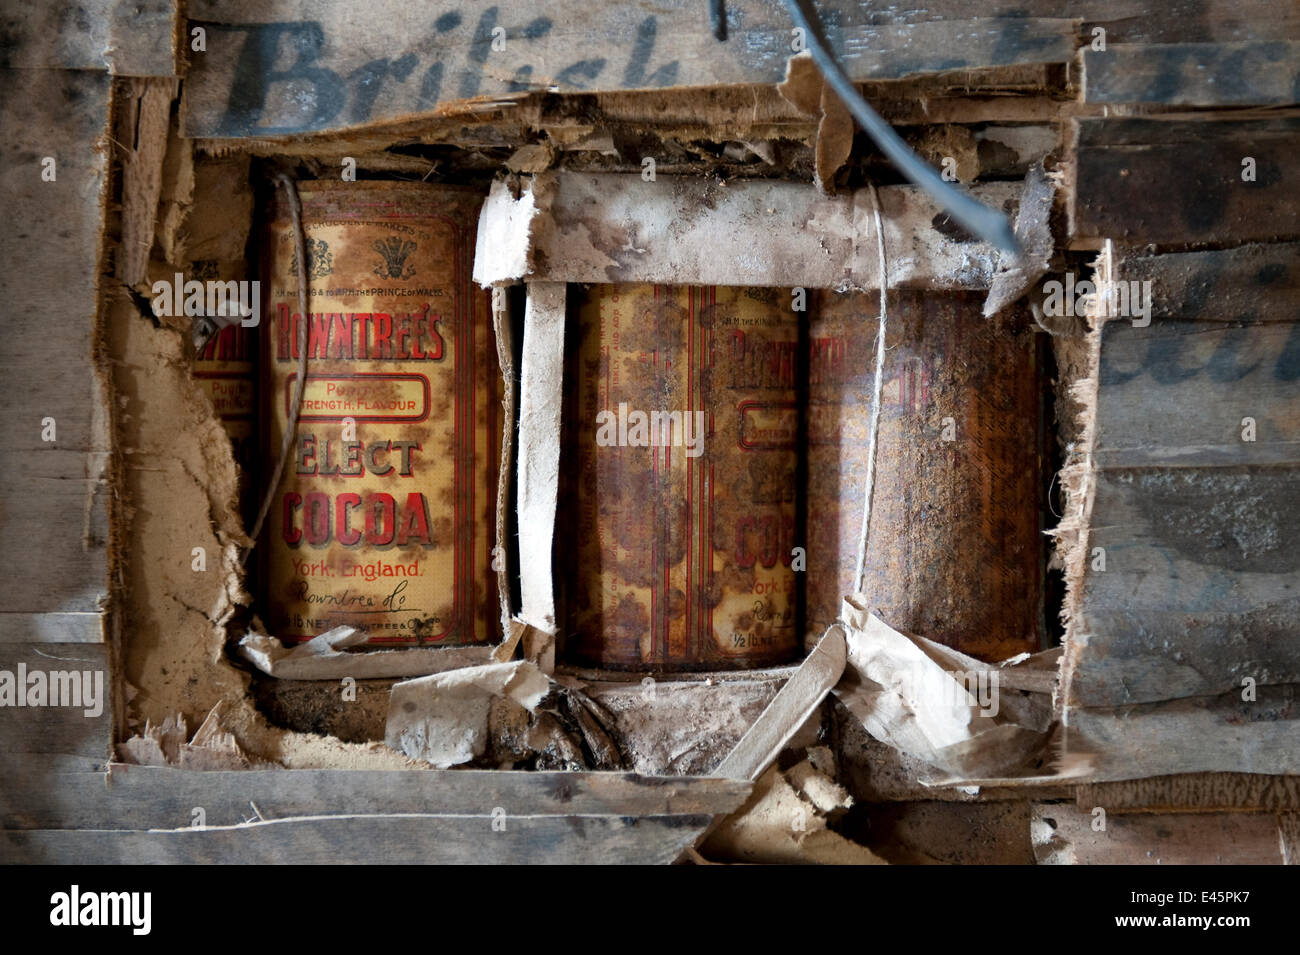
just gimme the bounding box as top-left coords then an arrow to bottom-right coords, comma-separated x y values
776,52 -> 853,193
474,171 -> 1015,292
702,758 -> 887,865
238,626 -> 493,681
472,174 -> 553,286
116,702 -> 266,770
983,161 -> 1058,317
832,597 -> 1053,781
385,661 -> 551,768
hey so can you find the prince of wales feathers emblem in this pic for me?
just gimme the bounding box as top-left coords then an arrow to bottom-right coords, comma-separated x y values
374,236 -> 418,279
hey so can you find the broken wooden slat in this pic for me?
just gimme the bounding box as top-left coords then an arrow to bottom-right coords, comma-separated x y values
116,77 -> 176,288
1083,42 -> 1300,106
1032,803 -> 1285,864
0,67 -> 112,621
1112,244 -> 1300,323
1,813 -> 718,864
238,626 -> 494,680
1064,686 -> 1300,779
1070,118 -> 1300,246
714,627 -> 846,781
1,764 -> 752,832
182,0 -> 1078,138
1076,772 -> 1300,814
482,172 -> 1017,291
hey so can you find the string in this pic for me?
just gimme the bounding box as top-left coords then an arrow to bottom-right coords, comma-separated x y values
852,182 -> 889,598
243,174 -> 310,563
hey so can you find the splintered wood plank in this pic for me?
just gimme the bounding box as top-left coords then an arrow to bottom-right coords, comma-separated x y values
1,813 -> 717,864
1069,317 -> 1300,710
714,627 -> 845,781
1070,118 -> 1300,246
0,67 -> 112,619
1093,320 -> 1300,469
1077,467 -> 1300,706
1076,773 -> 1300,813
182,0 -> 1078,137
2,764 -> 753,831
0,644 -> 112,761
1065,686 -> 1300,779
1083,42 -> 1300,106
1082,0 -> 1300,44
1113,244 -> 1300,323
1032,803 -> 1285,864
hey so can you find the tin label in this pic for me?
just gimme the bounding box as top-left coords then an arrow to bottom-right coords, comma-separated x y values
261,183 -> 496,645
566,284 -> 800,670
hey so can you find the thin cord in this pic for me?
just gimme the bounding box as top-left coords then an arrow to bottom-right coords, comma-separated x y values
781,0 -> 1020,255
243,174 -> 310,562
853,182 -> 889,597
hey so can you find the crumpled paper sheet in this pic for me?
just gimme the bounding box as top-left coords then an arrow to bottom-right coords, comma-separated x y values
385,660 -> 551,768
238,626 -> 493,681
833,595 -> 1055,781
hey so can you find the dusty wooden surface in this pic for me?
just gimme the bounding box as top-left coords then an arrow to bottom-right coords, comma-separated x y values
1076,772 -> 1300,814
1,764 -> 749,864
1112,245 -> 1300,324
0,67 -> 112,638
1032,803 -> 1291,864
2,763 -> 751,830
1070,118 -> 1300,247
182,0 -> 1081,138
3,813 -> 719,864
1083,42 -> 1300,106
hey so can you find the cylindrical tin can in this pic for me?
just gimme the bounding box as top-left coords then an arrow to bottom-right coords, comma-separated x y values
807,289 -> 1044,661
562,284 -> 801,670
260,181 -> 498,645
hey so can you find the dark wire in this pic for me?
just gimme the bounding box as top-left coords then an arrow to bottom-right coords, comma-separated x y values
780,0 -> 1021,255
709,0 -> 728,41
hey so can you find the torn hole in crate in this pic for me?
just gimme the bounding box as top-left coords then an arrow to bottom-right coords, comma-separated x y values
110,89 -> 1076,794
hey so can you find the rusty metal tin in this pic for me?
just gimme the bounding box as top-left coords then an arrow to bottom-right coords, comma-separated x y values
563,284 -> 801,670
807,289 -> 1044,661
260,181 -> 497,645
